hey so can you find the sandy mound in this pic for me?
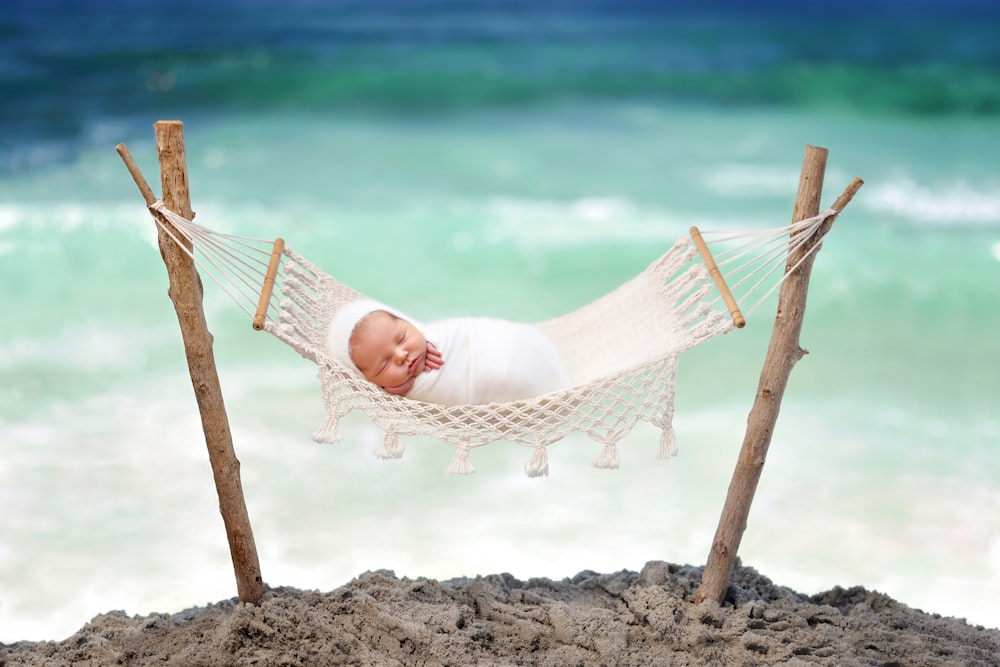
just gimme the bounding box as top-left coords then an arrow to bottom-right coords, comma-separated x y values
3,562 -> 998,666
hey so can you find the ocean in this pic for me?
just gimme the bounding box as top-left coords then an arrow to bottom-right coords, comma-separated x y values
1,0 -> 998,642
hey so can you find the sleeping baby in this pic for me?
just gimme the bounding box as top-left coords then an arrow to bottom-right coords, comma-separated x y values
326,300 -> 568,405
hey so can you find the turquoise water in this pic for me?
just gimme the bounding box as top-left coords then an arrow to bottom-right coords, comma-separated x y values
2,1 -> 999,641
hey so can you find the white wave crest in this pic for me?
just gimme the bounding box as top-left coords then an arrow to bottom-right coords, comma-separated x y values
865,178 -> 1000,225
475,196 -> 752,247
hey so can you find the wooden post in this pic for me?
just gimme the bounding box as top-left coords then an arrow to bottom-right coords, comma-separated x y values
693,145 -> 863,604
150,120 -> 265,604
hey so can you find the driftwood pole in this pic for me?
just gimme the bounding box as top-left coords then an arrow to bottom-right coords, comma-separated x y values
694,145 -> 863,604
116,120 -> 265,604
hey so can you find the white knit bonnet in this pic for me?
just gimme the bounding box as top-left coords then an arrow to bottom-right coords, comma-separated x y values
325,298 -> 424,378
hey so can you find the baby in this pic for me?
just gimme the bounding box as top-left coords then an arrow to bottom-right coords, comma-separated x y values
327,300 -> 569,405
348,309 -> 444,396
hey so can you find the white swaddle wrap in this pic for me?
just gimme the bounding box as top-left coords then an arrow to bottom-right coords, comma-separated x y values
326,300 -> 569,405
411,316 -> 568,404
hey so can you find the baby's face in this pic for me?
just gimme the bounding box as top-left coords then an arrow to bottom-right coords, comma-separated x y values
350,311 -> 428,395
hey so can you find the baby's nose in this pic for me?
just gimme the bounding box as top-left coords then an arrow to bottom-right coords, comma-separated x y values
395,347 -> 409,363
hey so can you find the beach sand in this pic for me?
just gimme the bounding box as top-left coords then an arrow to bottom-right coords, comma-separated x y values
2,561 -> 997,666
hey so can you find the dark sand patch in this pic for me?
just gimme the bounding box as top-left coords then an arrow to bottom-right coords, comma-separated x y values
3,562 -> 997,666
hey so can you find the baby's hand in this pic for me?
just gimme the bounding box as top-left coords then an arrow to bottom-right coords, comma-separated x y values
424,341 -> 444,371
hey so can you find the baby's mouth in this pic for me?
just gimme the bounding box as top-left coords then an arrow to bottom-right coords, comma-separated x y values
407,356 -> 420,375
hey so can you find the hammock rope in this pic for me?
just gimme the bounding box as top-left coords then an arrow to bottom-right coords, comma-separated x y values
145,200 -> 837,476
700,213 -> 830,319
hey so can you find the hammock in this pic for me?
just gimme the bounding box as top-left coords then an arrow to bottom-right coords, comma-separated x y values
146,201 -> 836,476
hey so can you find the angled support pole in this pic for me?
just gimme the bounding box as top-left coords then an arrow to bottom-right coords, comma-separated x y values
694,145 -> 863,604
115,120 -> 265,605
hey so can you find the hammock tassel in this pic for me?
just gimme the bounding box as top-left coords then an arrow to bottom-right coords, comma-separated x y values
593,441 -> 620,470
524,446 -> 550,478
447,445 -> 475,475
659,426 -> 678,459
375,431 -> 405,460
312,416 -> 341,444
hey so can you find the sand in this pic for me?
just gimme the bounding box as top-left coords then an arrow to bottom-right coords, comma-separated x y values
2,561 -> 998,666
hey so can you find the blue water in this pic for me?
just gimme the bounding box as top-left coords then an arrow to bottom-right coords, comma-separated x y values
2,0 -> 999,641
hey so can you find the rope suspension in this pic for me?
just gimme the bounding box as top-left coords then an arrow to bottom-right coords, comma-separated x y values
146,199 -> 837,335
694,209 -> 836,321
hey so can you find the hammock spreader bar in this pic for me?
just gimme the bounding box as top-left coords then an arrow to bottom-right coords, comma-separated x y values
689,226 -> 745,329
253,237 -> 286,331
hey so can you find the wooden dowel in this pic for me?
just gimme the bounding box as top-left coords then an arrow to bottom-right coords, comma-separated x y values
690,226 -> 746,329
115,143 -> 157,206
253,237 -> 285,330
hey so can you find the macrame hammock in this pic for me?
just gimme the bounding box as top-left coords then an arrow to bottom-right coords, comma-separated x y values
146,201 -> 837,476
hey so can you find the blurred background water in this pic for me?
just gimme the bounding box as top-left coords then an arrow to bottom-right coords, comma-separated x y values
1,0 -> 998,641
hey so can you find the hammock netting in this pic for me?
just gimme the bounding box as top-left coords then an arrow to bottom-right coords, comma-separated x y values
145,201 -> 835,476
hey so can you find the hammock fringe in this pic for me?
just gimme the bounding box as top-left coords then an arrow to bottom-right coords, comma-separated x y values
313,416 -> 341,444
525,446 -> 550,478
447,446 -> 475,475
376,432 -> 405,460
593,442 -> 620,469
659,427 -> 678,459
